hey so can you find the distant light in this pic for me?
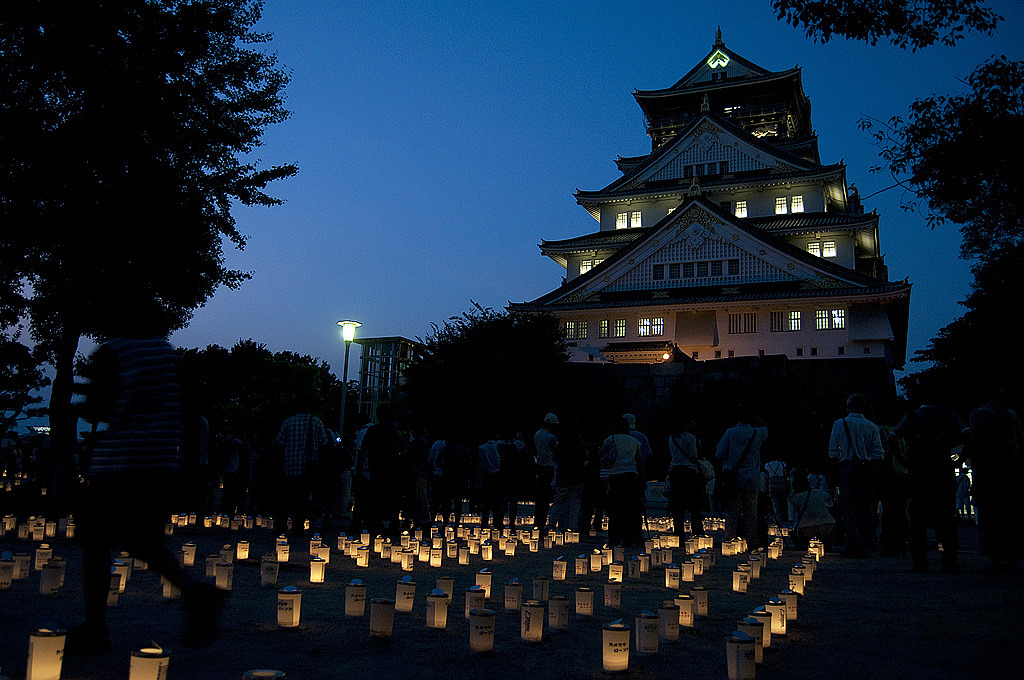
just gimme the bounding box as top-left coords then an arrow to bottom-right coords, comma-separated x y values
662,352 -> 672,361
337,319 -> 362,342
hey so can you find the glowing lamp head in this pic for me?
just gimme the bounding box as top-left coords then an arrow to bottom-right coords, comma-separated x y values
337,319 -> 362,342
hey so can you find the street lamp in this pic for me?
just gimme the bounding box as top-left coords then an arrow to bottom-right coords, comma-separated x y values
336,320 -> 362,437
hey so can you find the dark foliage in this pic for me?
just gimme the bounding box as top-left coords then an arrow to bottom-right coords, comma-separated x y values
402,303 -> 569,440
0,335 -> 49,434
772,0 -> 1001,50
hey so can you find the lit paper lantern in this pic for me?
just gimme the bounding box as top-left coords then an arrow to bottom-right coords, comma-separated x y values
113,560 -> 129,592
575,587 -> 594,617
435,576 -> 454,602
690,585 -> 708,617
665,563 -> 681,590
602,545 -> 613,565
779,588 -> 798,621
276,542 -> 290,564
128,645 -> 169,680
427,589 -> 449,628
34,544 -> 52,571
260,555 -> 279,587
608,562 -> 624,583
475,569 -> 492,599
575,554 -> 588,576
604,582 -> 622,609
674,593 -> 695,628
789,567 -> 805,595
681,560 -> 695,582
316,546 -> 330,564
590,550 -> 603,572
529,538 -> 539,552
602,620 -> 630,672
481,541 -> 493,562
732,569 -> 748,593
356,546 -> 370,568
552,557 -> 567,581
801,556 -> 816,581
658,603 -> 680,641
766,597 -> 787,635
748,554 -> 761,579
27,628 -> 65,680
750,608 -> 772,649
504,578 -> 522,610
469,608 -> 495,652
370,598 -> 395,639
725,631 -> 756,680
400,549 -> 415,572
307,557 -> 325,584
464,585 -> 486,619
504,539 -> 517,557
532,576 -> 550,601
12,553 -> 30,580
458,546 -> 470,565
430,548 -> 442,568
548,595 -> 569,630
346,579 -> 367,617
219,544 -> 234,564
520,600 -> 544,642
627,557 -> 640,580
395,576 -> 416,613
237,541 -> 250,561
277,586 -> 301,627
419,543 -> 431,563
216,562 -> 233,590
161,575 -> 180,599
0,555 -> 15,589
737,617 -> 764,664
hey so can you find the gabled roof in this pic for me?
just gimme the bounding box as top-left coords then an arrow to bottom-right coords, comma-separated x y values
576,111 -> 827,202
515,197 -> 908,310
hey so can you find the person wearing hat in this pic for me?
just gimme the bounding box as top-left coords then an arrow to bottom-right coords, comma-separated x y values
533,413 -> 559,532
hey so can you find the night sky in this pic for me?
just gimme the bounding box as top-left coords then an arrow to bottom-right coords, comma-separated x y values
166,0 -> 1024,385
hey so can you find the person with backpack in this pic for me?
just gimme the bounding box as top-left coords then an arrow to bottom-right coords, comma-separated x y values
716,404 -> 769,548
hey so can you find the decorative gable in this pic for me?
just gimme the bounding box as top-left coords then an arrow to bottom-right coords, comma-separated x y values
619,118 -> 801,191
677,49 -> 765,87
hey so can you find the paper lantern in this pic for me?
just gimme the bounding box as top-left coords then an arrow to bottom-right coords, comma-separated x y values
260,555 -> 279,587
107,571 -> 122,606
467,608 -> 495,652
458,546 -> 470,565
801,556 -> 816,581
608,562 -> 624,583
690,585 -> 708,617
276,542 -> 290,564
658,603 -> 680,641
548,595 -> 569,630
504,539 -> 517,557
161,575 -> 180,599
315,545 -> 330,564
575,587 -> 594,617
370,598 -> 395,639
395,576 -> 416,613
788,567 -> 805,595
681,560 -> 696,583
725,631 -> 756,680
520,600 -> 544,642
0,555 -> 15,589
627,557 -> 640,580
435,576 -> 454,602
113,560 -> 129,592
39,562 -> 61,596
732,569 -> 748,593
635,611 -> 659,655
219,544 -> 234,564
674,593 -> 694,628
779,588 -> 798,621
529,538 -> 539,553
602,620 -> 630,672
237,541 -> 250,561
346,579 -> 367,617
751,609 -> 773,649
216,562 -> 234,590
390,546 -> 403,564
277,586 -> 301,627
575,554 -> 588,576
464,585 -> 486,618
602,545 -> 613,565
604,582 -> 622,609
34,544 -> 52,572
400,549 -> 415,572
504,579 -> 522,610
427,589 -> 449,629
737,617 -> 764,664
475,569 -> 492,599
418,543 -> 431,563
307,557 -> 325,584
664,563 -> 681,590
128,645 -> 169,680
356,546 -> 370,568
27,628 -> 65,680
532,576 -> 550,601
430,548 -> 442,568
590,550 -> 603,572
481,541 -> 493,562
552,557 -> 567,581
748,555 -> 761,579
446,540 -> 458,559
766,597 -> 787,635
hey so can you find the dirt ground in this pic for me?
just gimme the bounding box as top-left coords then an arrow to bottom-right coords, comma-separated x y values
1,516 -> 1020,680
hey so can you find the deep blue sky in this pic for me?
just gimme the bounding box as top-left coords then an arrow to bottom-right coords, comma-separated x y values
168,0 -> 1024,385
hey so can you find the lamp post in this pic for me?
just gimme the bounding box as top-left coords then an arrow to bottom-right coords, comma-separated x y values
337,320 -> 362,437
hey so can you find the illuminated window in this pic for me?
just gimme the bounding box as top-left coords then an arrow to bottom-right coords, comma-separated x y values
667,206 -> 676,215
735,201 -> 747,218
652,264 -> 665,280
565,321 -> 576,339
616,213 -> 628,229
807,242 -> 821,257
775,197 -> 788,214
638,318 -> 652,336
599,320 -> 610,338
728,313 -> 757,334
638,317 -> 664,336
578,321 -> 588,339
652,317 -> 664,335
630,211 -> 642,229
614,319 -> 626,337
789,311 -> 802,331
580,259 -> 593,274
816,309 -> 845,330
823,241 -> 837,258
594,258 -> 605,267
791,195 -> 804,213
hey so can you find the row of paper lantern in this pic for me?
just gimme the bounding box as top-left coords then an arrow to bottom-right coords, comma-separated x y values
0,515 -> 75,542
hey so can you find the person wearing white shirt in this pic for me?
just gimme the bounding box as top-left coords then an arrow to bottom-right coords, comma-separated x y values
828,393 -> 885,557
